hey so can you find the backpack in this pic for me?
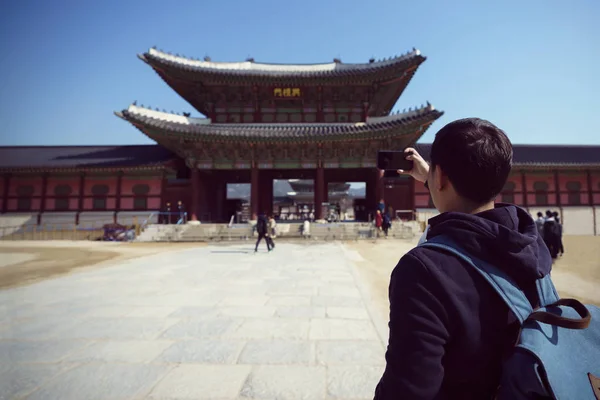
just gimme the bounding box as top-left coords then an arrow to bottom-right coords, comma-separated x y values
420,236 -> 600,400
256,216 -> 267,235
544,220 -> 561,240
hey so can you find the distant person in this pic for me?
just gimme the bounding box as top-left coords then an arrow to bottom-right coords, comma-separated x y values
375,209 -> 383,237
165,202 -> 171,224
254,212 -> 271,253
374,118 -> 555,399
535,211 -> 545,239
553,211 -> 565,256
378,198 -> 386,214
302,219 -> 311,238
543,210 -> 560,259
267,215 -> 277,250
382,210 -> 391,237
178,201 -> 186,224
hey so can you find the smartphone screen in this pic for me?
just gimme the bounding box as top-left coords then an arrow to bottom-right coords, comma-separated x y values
377,150 -> 413,171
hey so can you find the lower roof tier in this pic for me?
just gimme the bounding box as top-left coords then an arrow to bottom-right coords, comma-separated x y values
116,104 -> 443,144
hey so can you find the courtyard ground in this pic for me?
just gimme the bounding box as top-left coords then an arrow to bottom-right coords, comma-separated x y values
0,241 -> 387,400
0,235 -> 597,399
350,235 -> 600,324
0,241 -> 204,289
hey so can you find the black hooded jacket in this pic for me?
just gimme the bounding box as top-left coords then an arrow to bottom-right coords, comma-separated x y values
374,204 -> 553,400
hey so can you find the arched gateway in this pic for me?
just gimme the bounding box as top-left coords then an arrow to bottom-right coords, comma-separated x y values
116,47 -> 443,222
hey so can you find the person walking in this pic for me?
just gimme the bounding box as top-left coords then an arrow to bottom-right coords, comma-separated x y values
178,201 -> 186,224
254,213 -> 272,253
382,211 -> 391,237
375,209 -> 383,237
543,210 -> 560,259
553,211 -> 565,256
267,215 -> 276,250
535,211 -> 545,240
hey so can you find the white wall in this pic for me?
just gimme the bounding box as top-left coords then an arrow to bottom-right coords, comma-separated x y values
561,207 -> 595,235
40,212 -> 77,229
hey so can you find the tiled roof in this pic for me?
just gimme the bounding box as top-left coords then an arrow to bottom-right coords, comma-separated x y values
0,145 -> 175,171
414,143 -> 600,167
142,48 -> 425,80
117,104 -> 443,143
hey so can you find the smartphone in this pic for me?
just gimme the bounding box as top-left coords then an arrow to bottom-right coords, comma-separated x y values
377,150 -> 413,172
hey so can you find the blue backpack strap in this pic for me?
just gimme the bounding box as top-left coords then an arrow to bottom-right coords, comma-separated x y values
536,274 -> 560,307
420,236 -> 533,324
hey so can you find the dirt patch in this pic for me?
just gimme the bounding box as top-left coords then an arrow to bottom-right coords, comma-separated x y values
349,235 -> 600,322
0,241 -> 205,289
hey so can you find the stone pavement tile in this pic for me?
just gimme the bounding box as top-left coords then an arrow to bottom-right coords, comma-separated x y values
126,306 -> 180,318
149,364 -> 251,399
240,365 -> 326,400
326,307 -> 370,320
238,340 -> 311,365
266,285 -> 316,296
318,285 -> 361,299
275,306 -> 326,319
63,340 -> 174,364
0,363 -> 69,400
327,365 -> 384,399
316,341 -> 385,366
156,340 -> 245,364
168,306 -> 220,319
0,340 -> 91,364
58,318 -> 180,340
266,296 -> 312,307
217,306 -> 277,318
27,363 -> 171,400
227,319 -> 310,340
311,296 -> 364,308
160,317 -> 243,339
79,306 -> 132,318
220,296 -> 270,306
309,319 -> 379,340
0,317 -> 82,340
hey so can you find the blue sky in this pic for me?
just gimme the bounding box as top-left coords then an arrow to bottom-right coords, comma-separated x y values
0,0 -> 598,146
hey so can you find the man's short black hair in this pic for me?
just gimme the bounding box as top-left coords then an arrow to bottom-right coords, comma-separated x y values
430,118 -> 513,204
546,210 -> 553,217
537,212 -> 543,217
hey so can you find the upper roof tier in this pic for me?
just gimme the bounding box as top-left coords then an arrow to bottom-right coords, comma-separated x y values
142,47 -> 424,79
140,47 -> 427,117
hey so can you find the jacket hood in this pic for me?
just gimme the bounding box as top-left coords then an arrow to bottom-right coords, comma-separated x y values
427,204 -> 552,285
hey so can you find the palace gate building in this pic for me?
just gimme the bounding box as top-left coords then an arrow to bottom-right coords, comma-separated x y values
1,47 -> 600,235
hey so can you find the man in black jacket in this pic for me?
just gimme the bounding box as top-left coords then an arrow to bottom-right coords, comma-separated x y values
374,118 -> 553,399
254,212 -> 272,253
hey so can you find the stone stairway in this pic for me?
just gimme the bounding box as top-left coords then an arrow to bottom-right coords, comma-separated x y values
135,224 -> 190,242
155,221 -> 421,242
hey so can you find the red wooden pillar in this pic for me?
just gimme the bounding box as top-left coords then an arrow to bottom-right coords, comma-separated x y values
114,170 -> 123,223
587,170 -> 597,236
76,172 -> 85,224
39,173 -> 48,224
259,172 -> 273,217
2,174 -> 11,214
251,166 -> 260,219
521,171 -> 528,208
375,168 -> 384,204
315,164 -> 325,220
554,170 -> 561,206
190,167 -> 200,221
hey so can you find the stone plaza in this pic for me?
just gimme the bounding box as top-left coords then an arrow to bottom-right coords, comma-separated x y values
0,243 -> 389,399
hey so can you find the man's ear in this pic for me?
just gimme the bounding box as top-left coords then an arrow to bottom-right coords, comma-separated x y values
434,165 -> 448,191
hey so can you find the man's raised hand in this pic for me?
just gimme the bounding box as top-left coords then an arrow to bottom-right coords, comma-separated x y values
398,147 -> 429,183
